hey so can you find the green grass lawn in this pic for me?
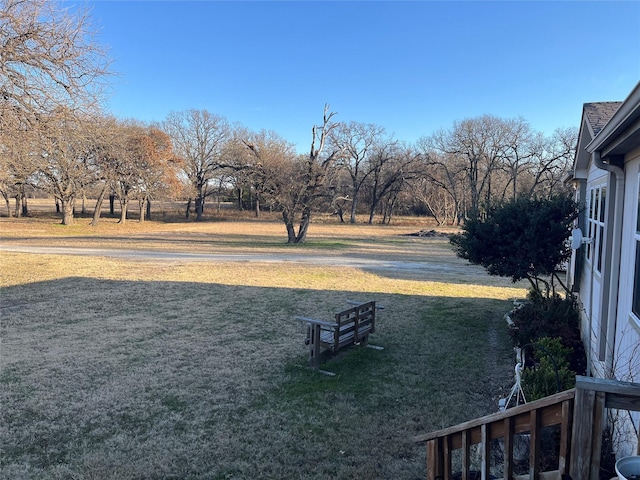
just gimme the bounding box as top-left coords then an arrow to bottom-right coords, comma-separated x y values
0,218 -> 526,479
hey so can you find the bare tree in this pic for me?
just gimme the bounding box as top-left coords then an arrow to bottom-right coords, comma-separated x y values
88,116 -> 124,226
328,121 -> 385,223
0,0 -> 111,127
245,106 -> 339,243
243,130 -> 304,242
130,126 -> 177,222
32,108 -> 99,225
416,134 -> 469,225
363,142 -> 420,224
429,115 -> 511,217
161,110 -> 230,221
0,113 -> 40,217
221,125 -> 258,214
524,127 -> 577,198
498,117 -> 539,201
411,174 -> 456,226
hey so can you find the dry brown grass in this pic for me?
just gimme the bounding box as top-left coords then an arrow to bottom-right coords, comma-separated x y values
0,216 -> 527,479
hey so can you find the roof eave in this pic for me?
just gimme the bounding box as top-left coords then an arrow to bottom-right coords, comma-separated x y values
587,81 -> 640,155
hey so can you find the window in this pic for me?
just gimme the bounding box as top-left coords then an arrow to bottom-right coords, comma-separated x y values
586,189 -> 594,260
632,174 -> 640,318
586,184 -> 606,273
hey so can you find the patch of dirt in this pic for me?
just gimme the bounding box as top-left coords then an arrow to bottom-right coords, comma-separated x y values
404,229 -> 451,238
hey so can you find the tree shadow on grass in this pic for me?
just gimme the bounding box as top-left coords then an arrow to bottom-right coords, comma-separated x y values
1,277 -> 515,480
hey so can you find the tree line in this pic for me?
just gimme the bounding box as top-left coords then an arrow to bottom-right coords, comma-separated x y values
0,0 -> 577,242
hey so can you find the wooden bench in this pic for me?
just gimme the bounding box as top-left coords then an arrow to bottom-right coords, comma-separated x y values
295,300 -> 379,369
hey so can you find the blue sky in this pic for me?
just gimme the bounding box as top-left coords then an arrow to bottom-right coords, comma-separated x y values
88,1 -> 640,152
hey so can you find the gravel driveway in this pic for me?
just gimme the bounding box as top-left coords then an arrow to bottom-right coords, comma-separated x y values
0,243 -> 494,284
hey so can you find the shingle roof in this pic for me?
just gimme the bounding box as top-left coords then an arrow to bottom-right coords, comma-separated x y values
584,102 -> 623,136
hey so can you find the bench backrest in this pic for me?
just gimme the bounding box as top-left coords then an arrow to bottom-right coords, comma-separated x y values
333,300 -> 376,348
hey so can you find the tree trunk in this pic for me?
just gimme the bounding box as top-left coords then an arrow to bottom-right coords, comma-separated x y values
81,192 -> 87,215
90,184 -> 109,226
119,198 -> 128,224
296,206 -> 311,243
282,210 -> 297,244
383,195 -> 397,224
350,195 -> 358,224
146,198 -> 151,220
186,198 -> 191,219
14,196 -> 20,218
255,197 -> 260,218
55,198 -> 60,213
468,157 -> 480,216
138,197 -> 145,223
60,197 -> 74,225
21,195 -> 27,216
368,199 -> 379,224
195,196 -> 204,221
109,194 -> 115,215
3,194 -> 11,218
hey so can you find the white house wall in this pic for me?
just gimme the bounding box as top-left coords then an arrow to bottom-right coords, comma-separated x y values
613,147 -> 640,456
615,148 -> 640,381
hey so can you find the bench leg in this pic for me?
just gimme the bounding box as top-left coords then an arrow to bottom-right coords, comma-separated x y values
361,334 -> 369,347
309,324 -> 321,368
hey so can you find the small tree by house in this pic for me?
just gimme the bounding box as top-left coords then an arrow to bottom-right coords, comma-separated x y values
451,195 -> 587,389
450,194 -> 578,299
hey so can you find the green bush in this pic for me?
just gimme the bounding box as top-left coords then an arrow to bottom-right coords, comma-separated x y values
508,291 -> 586,390
450,195 -> 577,298
522,337 -> 577,401
508,292 -> 581,349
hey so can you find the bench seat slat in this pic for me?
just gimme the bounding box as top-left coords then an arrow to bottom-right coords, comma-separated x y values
294,316 -> 339,328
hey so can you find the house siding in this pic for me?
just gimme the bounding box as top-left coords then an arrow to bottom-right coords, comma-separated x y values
615,148 -> 640,380
579,169 -> 609,376
612,148 -> 640,456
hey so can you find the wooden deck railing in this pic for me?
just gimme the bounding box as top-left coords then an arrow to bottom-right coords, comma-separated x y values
414,376 -> 640,480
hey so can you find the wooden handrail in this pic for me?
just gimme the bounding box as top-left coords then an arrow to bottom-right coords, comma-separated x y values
415,376 -> 640,480
413,389 -> 575,444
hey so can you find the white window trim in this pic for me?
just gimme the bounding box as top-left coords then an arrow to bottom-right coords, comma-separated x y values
585,183 -> 606,276
631,171 -> 640,329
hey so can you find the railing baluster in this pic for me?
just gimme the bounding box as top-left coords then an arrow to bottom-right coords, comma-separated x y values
529,409 -> 541,479
559,398 -> 573,475
503,417 -> 514,480
443,434 -> 452,480
426,438 -> 441,480
481,424 -> 490,479
589,391 -> 606,480
461,429 -> 470,480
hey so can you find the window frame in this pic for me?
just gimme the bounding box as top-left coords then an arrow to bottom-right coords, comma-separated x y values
586,183 -> 607,274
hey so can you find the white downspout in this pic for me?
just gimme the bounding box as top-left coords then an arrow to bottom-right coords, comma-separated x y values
593,150 -> 625,378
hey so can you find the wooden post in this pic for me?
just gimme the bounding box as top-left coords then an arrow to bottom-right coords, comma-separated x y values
443,435 -> 452,480
569,384 -> 605,480
427,438 -> 443,480
558,398 -> 573,475
481,424 -> 490,479
461,429 -> 471,479
309,324 -> 321,368
353,306 -> 361,343
590,391 -> 605,480
503,417 -> 514,480
529,409 -> 541,479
